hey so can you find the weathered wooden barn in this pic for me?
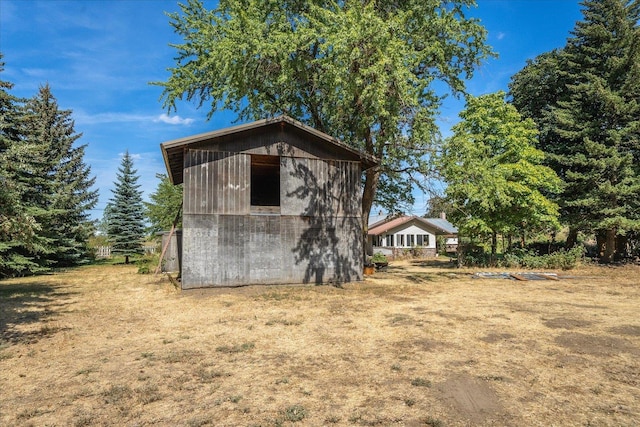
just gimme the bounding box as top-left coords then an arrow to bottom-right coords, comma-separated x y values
161,116 -> 377,289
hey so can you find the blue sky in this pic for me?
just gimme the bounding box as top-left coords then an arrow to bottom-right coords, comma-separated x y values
0,0 -> 583,221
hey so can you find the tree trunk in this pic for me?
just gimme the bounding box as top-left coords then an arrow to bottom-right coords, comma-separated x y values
361,166 -> 381,262
601,228 -> 617,264
596,231 -> 606,260
566,228 -> 579,249
491,231 -> 497,266
616,234 -> 628,259
125,255 -> 130,265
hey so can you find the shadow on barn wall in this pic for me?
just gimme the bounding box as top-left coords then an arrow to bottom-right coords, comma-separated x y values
287,158 -> 361,285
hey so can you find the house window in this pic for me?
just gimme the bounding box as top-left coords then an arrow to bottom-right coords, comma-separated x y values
251,155 -> 280,207
387,235 -> 394,247
408,234 -> 415,247
398,234 -> 404,247
417,234 -> 430,246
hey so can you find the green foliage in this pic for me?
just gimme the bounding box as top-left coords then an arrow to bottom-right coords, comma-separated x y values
144,173 -> 182,235
106,151 -> 145,263
459,245 -> 584,270
438,91 -> 561,254
510,0 -> 640,261
502,246 -> 585,270
371,252 -> 388,264
283,405 -> 307,423
0,59 -> 97,277
155,0 -> 494,219
136,252 -> 160,275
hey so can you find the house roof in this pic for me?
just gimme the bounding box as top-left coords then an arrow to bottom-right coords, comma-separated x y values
160,115 -> 379,184
368,215 -> 458,236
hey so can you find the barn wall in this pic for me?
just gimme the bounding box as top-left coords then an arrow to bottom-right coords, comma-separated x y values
181,151 -> 363,288
160,230 -> 182,273
183,150 -> 250,215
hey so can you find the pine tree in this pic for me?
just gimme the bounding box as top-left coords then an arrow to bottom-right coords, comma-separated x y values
0,58 -> 49,276
144,173 -> 182,235
553,0 -> 640,262
20,85 -> 98,267
510,0 -> 640,261
107,151 -> 145,264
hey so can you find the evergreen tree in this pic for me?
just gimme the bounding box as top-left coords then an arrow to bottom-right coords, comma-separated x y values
0,57 -> 49,276
21,85 -> 98,267
107,151 -> 145,264
144,173 -> 182,235
511,0 -> 640,261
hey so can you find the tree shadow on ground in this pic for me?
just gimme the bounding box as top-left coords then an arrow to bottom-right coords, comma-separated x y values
409,259 -> 457,269
0,281 -> 75,345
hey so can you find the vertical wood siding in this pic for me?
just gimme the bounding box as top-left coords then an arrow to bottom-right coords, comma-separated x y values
281,157 -> 361,217
180,147 -> 364,288
183,149 -> 250,215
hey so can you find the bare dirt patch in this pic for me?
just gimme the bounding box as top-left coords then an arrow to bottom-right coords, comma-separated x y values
1,260 -> 640,426
438,373 -> 505,424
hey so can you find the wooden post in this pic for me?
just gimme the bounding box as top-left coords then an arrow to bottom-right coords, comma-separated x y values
154,202 -> 183,275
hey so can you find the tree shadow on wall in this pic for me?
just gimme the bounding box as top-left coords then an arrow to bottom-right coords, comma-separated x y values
287,158 -> 361,285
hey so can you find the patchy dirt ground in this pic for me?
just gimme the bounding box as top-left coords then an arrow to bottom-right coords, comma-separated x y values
1,260 -> 639,426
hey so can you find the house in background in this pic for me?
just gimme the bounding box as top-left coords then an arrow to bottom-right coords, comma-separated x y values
160,115 -> 377,289
367,214 -> 458,258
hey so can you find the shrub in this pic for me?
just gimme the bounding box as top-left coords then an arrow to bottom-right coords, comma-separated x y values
372,252 -> 388,264
136,252 -> 160,274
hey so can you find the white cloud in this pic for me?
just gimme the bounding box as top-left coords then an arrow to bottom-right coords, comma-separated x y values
73,111 -> 195,126
74,111 -> 151,125
155,113 -> 195,125
497,32 -> 506,41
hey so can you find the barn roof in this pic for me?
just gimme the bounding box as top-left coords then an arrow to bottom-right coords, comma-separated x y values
368,215 -> 458,236
160,115 -> 378,184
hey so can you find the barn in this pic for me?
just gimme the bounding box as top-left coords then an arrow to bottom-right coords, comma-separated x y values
160,115 -> 377,289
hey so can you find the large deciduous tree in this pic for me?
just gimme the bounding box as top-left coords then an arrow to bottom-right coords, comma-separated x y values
156,0 -> 493,230
510,0 -> 640,262
106,151 -> 146,264
438,92 -> 561,260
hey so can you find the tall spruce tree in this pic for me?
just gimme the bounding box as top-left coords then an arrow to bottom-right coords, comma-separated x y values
0,56 -> 39,277
0,63 -> 53,275
21,85 -> 98,267
510,0 -> 640,262
107,151 -> 145,264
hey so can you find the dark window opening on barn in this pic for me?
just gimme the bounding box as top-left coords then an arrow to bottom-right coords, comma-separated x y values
251,155 -> 280,207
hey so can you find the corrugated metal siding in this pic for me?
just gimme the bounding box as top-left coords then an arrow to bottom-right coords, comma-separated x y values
183,150 -> 250,215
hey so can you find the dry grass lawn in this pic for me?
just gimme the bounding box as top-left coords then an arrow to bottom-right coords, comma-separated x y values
1,259 -> 639,426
